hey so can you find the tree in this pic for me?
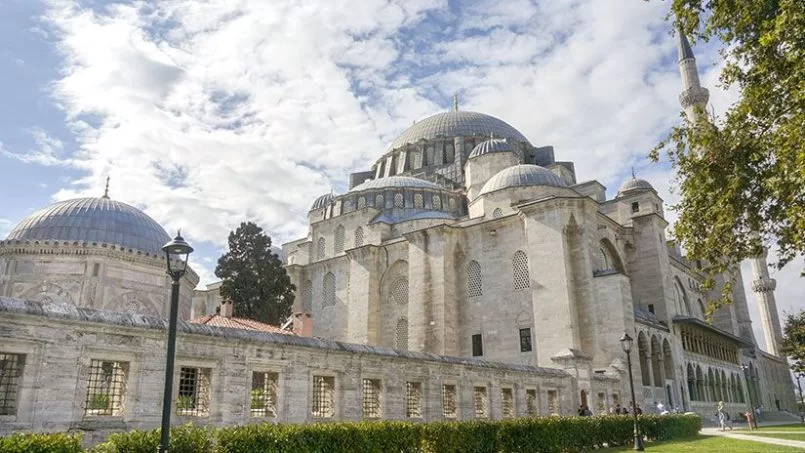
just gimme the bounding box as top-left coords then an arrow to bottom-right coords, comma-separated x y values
650,0 -> 805,305
782,310 -> 805,372
215,222 -> 295,325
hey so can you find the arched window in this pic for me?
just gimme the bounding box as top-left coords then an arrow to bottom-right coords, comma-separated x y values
302,280 -> 313,311
698,299 -> 706,319
375,194 -> 384,208
317,237 -> 326,260
467,260 -> 482,297
599,247 -> 610,270
687,364 -> 697,401
492,208 -> 503,218
394,193 -> 404,208
322,272 -> 336,307
433,195 -> 442,210
357,197 -> 366,209
414,193 -> 424,208
343,200 -> 353,212
354,227 -> 364,247
391,278 -> 409,306
449,198 -> 456,212
334,226 -> 345,254
512,251 -> 530,290
396,317 -> 409,350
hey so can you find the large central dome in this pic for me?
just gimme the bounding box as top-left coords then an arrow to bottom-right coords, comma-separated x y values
388,111 -> 531,151
5,197 -> 171,256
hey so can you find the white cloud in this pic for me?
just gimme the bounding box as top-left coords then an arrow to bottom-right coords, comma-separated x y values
1,128 -> 72,166
0,219 -> 12,238
26,0 -> 805,337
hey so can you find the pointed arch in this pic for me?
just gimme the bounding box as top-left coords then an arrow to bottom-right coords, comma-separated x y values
674,277 -> 690,316
597,239 -> 624,273
378,260 -> 409,348
302,279 -> 313,311
687,364 -> 697,401
395,317 -> 409,350
638,332 -> 651,386
334,225 -> 345,254
467,260 -> 482,297
317,237 -> 326,260
512,250 -> 530,290
322,272 -> 336,307
663,338 -> 674,378
650,335 -> 662,387
375,194 -> 384,208
696,365 -> 704,402
354,227 -> 364,247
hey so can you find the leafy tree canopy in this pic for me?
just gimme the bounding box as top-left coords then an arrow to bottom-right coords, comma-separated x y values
651,0 -> 805,305
214,221 -> 295,325
782,310 -> 805,374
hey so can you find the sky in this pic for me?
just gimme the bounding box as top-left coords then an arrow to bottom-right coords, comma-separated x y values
0,0 -> 802,353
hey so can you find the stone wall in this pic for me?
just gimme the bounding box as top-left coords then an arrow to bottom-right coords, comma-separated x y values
0,297 -> 574,444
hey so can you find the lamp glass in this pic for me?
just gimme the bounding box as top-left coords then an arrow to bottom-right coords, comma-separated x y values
620,333 -> 633,353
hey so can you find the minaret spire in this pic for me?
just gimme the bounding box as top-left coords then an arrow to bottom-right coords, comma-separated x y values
751,240 -> 784,356
676,29 -> 709,121
453,93 -> 459,112
102,176 -> 110,199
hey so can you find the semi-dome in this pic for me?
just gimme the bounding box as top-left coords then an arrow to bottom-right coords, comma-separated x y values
479,164 -> 567,196
5,197 -> 171,256
617,178 -> 654,197
350,176 -> 441,192
388,111 -> 530,151
310,193 -> 335,210
468,138 -> 514,159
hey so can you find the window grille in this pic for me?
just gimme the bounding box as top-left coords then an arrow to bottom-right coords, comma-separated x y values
375,194 -> 384,208
312,375 -> 335,418
449,198 -> 456,212
599,247 -> 609,270
84,359 -> 127,416
396,318 -> 409,350
525,389 -> 537,416
433,195 -> 442,210
467,261 -> 482,297
343,200 -> 353,212
357,197 -> 366,209
547,390 -> 559,415
631,202 -> 639,213
334,226 -> 345,254
519,328 -> 533,352
512,251 -> 530,290
394,193 -> 404,208
251,372 -> 278,417
414,193 -> 424,208
0,353 -> 24,416
473,386 -> 488,418
442,384 -> 457,418
391,278 -> 409,306
406,382 -> 422,418
493,208 -> 503,218
177,366 -> 211,417
501,388 -> 514,418
361,378 -> 381,418
472,334 -> 483,357
354,227 -> 364,247
317,237 -> 326,260
302,280 -> 313,311
597,392 -> 606,413
323,273 -> 336,307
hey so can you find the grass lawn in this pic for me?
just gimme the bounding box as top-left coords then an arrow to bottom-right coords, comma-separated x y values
747,432 -> 805,442
740,423 -> 805,431
592,435 -> 804,452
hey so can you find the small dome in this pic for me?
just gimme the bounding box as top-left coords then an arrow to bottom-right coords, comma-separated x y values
350,176 -> 441,192
479,165 -> 567,196
617,178 -> 654,197
5,197 -> 171,255
388,111 -> 530,151
468,139 -> 514,159
310,193 -> 334,210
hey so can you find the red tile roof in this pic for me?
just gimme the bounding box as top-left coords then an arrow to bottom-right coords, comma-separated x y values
189,314 -> 293,335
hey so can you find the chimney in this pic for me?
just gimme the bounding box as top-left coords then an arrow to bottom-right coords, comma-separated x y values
220,299 -> 234,318
292,312 -> 313,337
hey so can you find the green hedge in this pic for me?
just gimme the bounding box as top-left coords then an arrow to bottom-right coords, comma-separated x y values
2,414 -> 700,453
0,433 -> 82,453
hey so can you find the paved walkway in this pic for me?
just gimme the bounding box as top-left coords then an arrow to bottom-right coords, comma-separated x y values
702,426 -> 805,450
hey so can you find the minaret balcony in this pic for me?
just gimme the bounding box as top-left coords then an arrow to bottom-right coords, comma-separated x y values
679,87 -> 710,109
751,277 -> 777,293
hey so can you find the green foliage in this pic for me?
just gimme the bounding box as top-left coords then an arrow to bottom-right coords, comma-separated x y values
214,221 -> 295,325
782,309 -> 805,372
90,424 -> 213,453
176,395 -> 194,410
650,0 -> 805,307
0,433 -> 82,453
88,394 -> 110,411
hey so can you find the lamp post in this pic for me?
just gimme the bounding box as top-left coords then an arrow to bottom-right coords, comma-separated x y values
620,332 -> 644,451
740,364 -> 757,430
796,373 -> 805,422
157,231 -> 193,453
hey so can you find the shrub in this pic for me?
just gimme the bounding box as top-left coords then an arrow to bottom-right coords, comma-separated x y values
0,432 -> 82,453
90,424 -> 212,453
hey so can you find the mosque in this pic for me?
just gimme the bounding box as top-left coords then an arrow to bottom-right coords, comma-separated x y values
0,32 -> 796,439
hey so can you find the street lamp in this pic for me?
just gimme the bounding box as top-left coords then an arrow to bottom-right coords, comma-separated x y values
158,231 -> 193,453
620,332 -> 645,451
740,364 -> 757,430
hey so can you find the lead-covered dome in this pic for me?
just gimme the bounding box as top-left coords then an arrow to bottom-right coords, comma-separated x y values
617,178 -> 654,197
468,138 -> 515,159
350,176 -> 441,192
388,111 -> 530,151
480,165 -> 567,195
310,193 -> 334,210
5,197 -> 171,256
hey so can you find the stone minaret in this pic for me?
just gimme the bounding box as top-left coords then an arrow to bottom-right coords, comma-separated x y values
677,30 -> 709,121
676,30 -> 783,356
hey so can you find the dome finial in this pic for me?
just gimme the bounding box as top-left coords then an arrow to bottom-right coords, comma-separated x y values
631,167 -> 636,179
453,93 -> 459,112
102,176 -> 110,199
490,131 -> 494,141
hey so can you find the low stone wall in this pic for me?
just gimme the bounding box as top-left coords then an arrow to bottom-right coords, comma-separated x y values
0,297 -> 573,445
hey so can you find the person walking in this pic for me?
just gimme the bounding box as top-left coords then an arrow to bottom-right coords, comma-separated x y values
717,401 -> 733,431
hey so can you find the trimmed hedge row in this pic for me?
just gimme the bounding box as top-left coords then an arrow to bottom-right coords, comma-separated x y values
1,414 -> 701,453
